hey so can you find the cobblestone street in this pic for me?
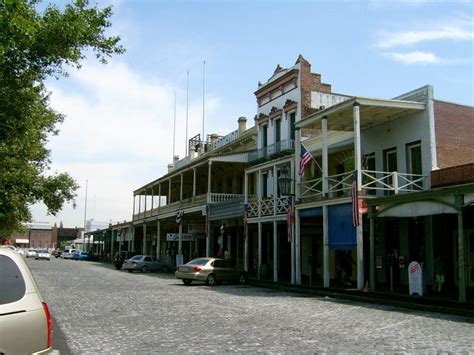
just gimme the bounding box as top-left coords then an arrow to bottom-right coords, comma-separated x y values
28,258 -> 474,354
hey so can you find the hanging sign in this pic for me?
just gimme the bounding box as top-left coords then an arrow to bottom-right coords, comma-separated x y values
166,233 -> 194,242
408,261 -> 423,296
176,211 -> 184,224
188,224 -> 205,234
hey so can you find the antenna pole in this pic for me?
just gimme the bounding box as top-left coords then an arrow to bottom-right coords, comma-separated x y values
202,60 -> 206,147
82,179 -> 88,251
185,69 -> 189,157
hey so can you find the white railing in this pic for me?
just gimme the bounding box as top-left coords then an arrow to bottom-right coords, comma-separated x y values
300,177 -> 323,198
247,196 -> 290,217
210,193 -> 244,203
298,169 -> 426,199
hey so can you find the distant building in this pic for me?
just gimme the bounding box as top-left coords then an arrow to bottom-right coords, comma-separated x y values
10,222 -> 53,249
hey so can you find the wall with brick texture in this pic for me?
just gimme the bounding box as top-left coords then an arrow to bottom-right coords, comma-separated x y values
434,100 -> 474,169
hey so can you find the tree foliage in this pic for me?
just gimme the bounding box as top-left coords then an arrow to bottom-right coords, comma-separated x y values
0,0 -> 124,240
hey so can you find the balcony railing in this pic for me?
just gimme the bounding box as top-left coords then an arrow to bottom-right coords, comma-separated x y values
248,196 -> 290,218
248,139 -> 294,162
133,193 -> 245,221
299,169 -> 426,199
210,193 -> 244,203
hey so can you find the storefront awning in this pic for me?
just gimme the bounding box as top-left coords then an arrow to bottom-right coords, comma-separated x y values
378,201 -> 456,217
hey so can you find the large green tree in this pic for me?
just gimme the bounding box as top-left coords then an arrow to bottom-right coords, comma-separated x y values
0,0 -> 124,240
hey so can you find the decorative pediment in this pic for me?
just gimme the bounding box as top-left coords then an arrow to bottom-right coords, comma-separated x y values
269,106 -> 282,120
283,99 -> 297,113
274,64 -> 284,74
255,113 -> 269,125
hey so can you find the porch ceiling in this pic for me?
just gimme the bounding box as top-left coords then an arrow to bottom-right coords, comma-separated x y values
296,97 -> 425,131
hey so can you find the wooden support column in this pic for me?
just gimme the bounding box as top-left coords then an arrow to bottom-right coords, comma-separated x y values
323,205 -> 329,287
258,222 -> 262,279
353,102 -> 364,290
207,161 -> 212,203
273,165 -> 277,215
156,220 -> 161,260
295,128 -> 301,201
456,194 -> 466,302
322,116 -> 328,196
168,179 -> 171,204
142,223 -> 147,255
273,220 -> 278,282
180,173 -> 183,201
244,172 -> 249,271
295,208 -> 300,284
369,206 -> 376,291
193,168 -> 197,197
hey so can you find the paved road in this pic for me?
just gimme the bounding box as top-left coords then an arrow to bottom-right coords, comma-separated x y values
27,258 -> 474,354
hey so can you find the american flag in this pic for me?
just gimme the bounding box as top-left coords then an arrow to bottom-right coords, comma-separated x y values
352,171 -> 360,227
299,144 -> 311,177
287,200 -> 295,243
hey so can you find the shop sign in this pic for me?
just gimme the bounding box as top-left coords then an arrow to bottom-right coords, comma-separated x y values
376,256 -> 383,269
408,261 -> 423,296
166,233 -> 194,242
188,224 -> 205,234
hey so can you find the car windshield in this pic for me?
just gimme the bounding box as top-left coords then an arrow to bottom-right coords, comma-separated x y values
38,249 -> 48,253
130,255 -> 142,261
187,258 -> 209,266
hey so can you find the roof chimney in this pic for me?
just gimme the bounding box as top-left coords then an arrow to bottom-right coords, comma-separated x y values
238,116 -> 247,134
167,163 -> 174,173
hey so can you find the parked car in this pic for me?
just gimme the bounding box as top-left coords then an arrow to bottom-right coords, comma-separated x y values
0,248 -> 59,354
175,257 -> 247,286
72,251 -> 97,261
113,250 -> 138,270
0,245 -> 24,256
60,248 -> 79,259
35,249 -> 51,260
122,255 -> 171,273
26,248 -> 38,258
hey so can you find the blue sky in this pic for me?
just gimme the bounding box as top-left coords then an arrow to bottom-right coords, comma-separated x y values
32,0 -> 474,228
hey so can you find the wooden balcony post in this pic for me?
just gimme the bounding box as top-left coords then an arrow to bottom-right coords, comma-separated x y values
180,173 -> 184,200
156,220 -> 161,260
322,116 -> 328,196
207,161 -> 212,203
456,194 -> 466,302
193,168 -> 197,197
273,165 -> 277,215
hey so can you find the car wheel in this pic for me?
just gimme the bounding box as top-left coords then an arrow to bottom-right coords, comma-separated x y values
141,266 -> 148,273
206,274 -> 216,286
162,265 -> 170,273
127,269 -> 133,273
239,273 -> 247,285
182,279 -> 192,285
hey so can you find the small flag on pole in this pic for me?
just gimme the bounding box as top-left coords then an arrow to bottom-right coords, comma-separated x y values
299,144 -> 312,177
352,171 -> 360,227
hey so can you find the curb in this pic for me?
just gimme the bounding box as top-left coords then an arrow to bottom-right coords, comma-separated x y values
248,280 -> 474,318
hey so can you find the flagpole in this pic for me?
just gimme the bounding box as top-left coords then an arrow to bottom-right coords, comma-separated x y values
82,179 -> 88,251
185,69 -> 189,157
173,91 -> 177,158
202,60 -> 206,148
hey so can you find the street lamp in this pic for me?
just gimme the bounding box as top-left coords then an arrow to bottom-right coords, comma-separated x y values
278,166 -> 293,196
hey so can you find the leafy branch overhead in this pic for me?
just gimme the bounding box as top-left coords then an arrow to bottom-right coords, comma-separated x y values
0,0 -> 124,239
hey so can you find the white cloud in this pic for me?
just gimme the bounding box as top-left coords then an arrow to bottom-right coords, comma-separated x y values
377,26 -> 474,49
33,61 -> 237,227
376,16 -> 474,49
386,51 -> 443,64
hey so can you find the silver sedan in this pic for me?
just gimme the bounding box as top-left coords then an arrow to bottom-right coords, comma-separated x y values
123,255 -> 171,273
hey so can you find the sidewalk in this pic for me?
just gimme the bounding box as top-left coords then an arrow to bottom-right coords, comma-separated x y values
248,279 -> 474,318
